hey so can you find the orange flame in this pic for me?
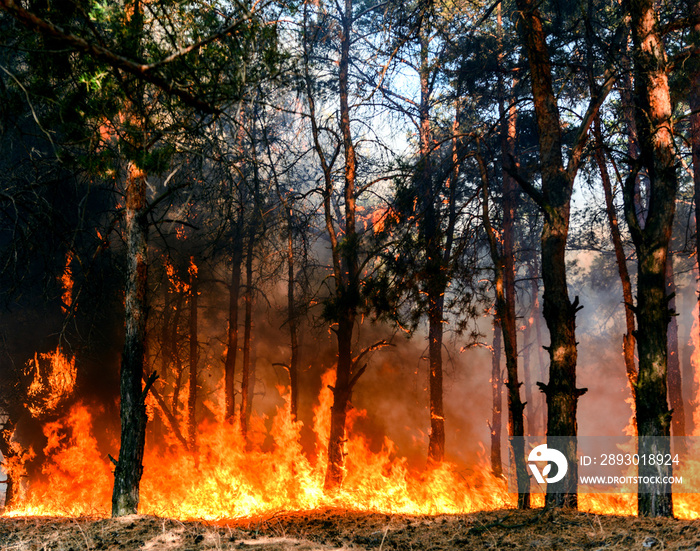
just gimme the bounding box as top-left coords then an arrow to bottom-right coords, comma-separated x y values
5,371 -> 700,520
24,348 -> 77,418
59,252 -> 74,313
690,299 -> 700,436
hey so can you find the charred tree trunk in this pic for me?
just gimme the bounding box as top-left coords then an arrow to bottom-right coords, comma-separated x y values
512,0 -> 616,506
170,293 -> 184,416
427,289 -> 445,463
240,231 -> 255,441
594,118 -> 638,403
516,6 -> 583,501
323,0 -> 361,490
112,160 -> 152,517
415,13 -> 446,465
495,13 -> 529,506
188,260 -> 198,454
325,315 -> 354,489
503,177 -> 530,508
287,223 -> 300,420
225,237 -> 243,423
624,0 -> 677,517
585,4 -> 638,408
480,151 -> 530,509
666,256 -> 686,453
524,257 -> 546,436
161,280 -> 174,386
267,124 -> 301,421
522,318 -> 534,435
303,0 -> 363,491
0,419 -> 16,510
532,274 -> 547,435
491,321 -> 503,477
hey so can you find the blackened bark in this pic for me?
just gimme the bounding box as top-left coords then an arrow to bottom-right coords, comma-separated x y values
415,12 -> 446,464
287,224 -> 299,420
495,22 -> 529,506
162,280 -> 174,384
522,321 -> 534,435
585,5 -> 638,406
427,290 -> 445,463
325,316 -> 354,489
0,419 -> 16,510
323,0 -> 360,490
491,321 -> 503,477
112,160 -> 151,517
531,271 -> 547,435
480,151 -> 530,509
240,231 -> 255,441
624,0 -> 677,517
188,260 -> 198,453
594,118 -> 638,402
267,121 -> 301,421
149,384 -> 188,449
514,0 -> 590,508
666,257 -> 686,453
170,293 -> 184,416
225,238 -> 243,423
503,178 -> 530,508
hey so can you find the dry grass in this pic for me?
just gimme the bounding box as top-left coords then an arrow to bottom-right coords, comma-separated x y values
1,508 -> 699,550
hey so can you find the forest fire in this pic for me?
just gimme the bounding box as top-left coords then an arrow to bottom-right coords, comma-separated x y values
4,367 -> 700,522
3,0 -> 700,542
3,372 -> 512,519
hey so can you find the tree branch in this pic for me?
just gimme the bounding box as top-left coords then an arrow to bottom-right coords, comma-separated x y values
565,17 -> 628,181
503,154 -> 546,211
0,0 -> 220,113
148,382 -> 190,450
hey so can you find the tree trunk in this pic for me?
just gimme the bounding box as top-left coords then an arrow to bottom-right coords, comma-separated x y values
240,231 -> 255,441
324,0 -> 360,490
170,292 -> 184,417
415,12 -> 446,464
490,321 -> 503,477
287,222 -> 299,420
666,256 -> 686,453
522,322 -> 534,435
690,1 -> 700,421
480,151 -> 530,509
625,0 -> 677,517
225,241 -> 242,423
496,21 -> 529,506
427,290 -> 445,463
0,418 -> 16,510
188,259 -> 198,454
502,177 -> 530,508
594,117 -> 638,402
325,315 -> 354,489
112,160 -> 151,517
584,2 -> 638,408
515,0 -> 590,508
532,274 -> 547,435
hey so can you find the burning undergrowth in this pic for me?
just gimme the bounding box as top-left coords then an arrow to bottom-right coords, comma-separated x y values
3,304 -> 700,524
5,376 -> 700,522
2,373 -> 512,520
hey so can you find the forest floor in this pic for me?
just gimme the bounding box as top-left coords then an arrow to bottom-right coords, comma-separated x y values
1,507 -> 700,550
